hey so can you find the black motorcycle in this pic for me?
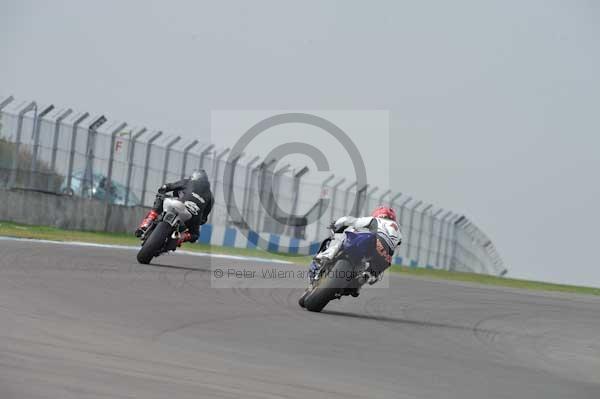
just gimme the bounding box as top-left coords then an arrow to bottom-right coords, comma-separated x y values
136,194 -> 199,264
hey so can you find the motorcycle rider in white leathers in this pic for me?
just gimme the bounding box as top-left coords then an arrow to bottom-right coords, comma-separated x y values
309,206 -> 403,288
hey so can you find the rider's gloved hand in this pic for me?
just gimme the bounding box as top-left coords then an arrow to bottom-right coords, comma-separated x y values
157,185 -> 167,194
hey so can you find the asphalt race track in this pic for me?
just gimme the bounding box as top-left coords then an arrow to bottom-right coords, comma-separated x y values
1,238 -> 599,399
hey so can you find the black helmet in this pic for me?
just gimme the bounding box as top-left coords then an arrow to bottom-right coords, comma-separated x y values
190,169 -> 208,182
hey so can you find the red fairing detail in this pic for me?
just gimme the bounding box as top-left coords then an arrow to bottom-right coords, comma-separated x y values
376,239 -> 392,264
139,210 -> 159,229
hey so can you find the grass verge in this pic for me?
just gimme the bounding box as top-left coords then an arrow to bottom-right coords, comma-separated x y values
390,265 -> 600,296
1,221 -> 599,296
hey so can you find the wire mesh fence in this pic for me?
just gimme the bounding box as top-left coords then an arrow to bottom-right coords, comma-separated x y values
0,96 -> 507,275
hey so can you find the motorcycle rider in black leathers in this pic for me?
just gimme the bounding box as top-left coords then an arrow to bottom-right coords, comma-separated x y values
135,170 -> 214,246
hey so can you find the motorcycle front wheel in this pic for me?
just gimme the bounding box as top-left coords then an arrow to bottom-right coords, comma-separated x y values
303,259 -> 354,313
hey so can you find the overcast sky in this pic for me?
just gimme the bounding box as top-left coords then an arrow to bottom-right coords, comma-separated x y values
2,0 -> 599,287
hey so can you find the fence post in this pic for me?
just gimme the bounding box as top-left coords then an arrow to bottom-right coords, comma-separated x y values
250,161 -> 263,230
314,174 -> 335,238
342,181 -> 357,215
446,216 -> 460,270
269,163 -> 290,231
405,200 -> 423,263
353,184 -> 368,216
389,192 -> 402,210
425,208 -> 444,267
255,158 -> 276,231
273,164 -> 291,198
199,144 -> 215,169
329,177 -> 347,223
415,204 -> 433,265
104,122 -> 128,204
124,127 -> 147,206
0,95 -> 14,111
9,101 -> 37,189
378,189 -> 391,207
81,116 -> 107,197
180,140 -> 199,179
460,222 -> 473,268
209,148 -> 230,224
102,121 -> 127,232
0,95 -> 14,140
444,215 -> 462,270
442,215 -> 455,269
241,156 -> 260,227
435,211 -> 452,268
65,112 -> 89,193
286,166 -> 309,237
250,160 -> 265,229
48,108 -> 72,188
269,163 -> 291,234
398,196 -> 412,225
225,152 -> 244,224
29,104 -> 55,188
161,136 -> 181,184
365,186 -> 379,214
140,131 -> 162,206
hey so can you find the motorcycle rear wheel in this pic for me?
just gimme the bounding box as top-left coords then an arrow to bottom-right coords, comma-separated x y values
137,221 -> 172,264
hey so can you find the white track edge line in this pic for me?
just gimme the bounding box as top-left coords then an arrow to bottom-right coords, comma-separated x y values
0,236 -> 293,264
